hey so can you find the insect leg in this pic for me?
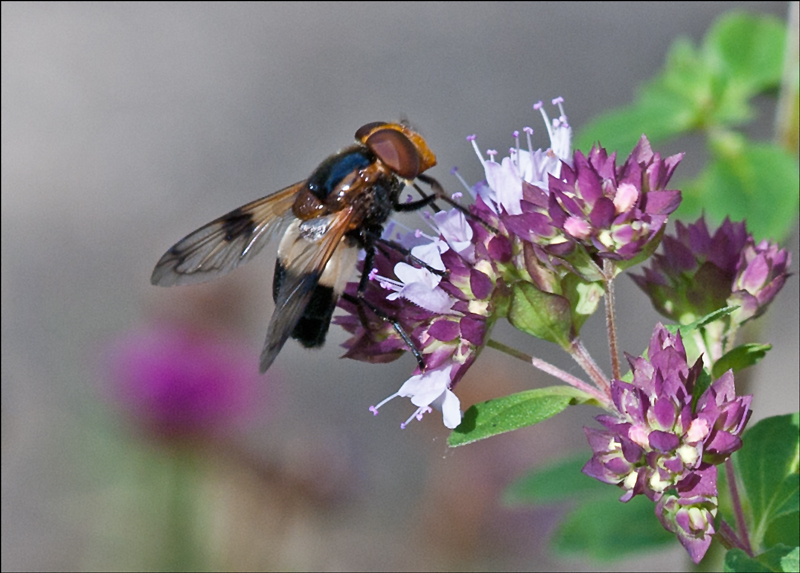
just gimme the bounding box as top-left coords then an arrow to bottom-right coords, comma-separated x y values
346,239 -> 427,371
376,236 -> 447,277
341,291 -> 426,371
392,192 -> 438,213
416,173 -> 498,233
364,228 -> 447,277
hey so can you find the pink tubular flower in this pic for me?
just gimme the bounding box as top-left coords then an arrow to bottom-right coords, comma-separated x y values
369,362 -> 462,429
465,98 -> 572,217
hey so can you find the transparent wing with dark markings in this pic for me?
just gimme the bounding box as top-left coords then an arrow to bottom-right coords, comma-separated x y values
151,182 -> 303,286
260,207 -> 355,373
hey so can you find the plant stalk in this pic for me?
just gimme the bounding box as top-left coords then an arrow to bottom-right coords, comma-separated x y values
603,260 -> 622,381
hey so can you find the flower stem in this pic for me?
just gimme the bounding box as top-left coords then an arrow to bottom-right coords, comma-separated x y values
569,338 -> 611,394
602,260 -> 621,381
725,457 -> 754,556
486,338 -> 533,364
487,338 -> 611,406
717,518 -> 750,554
164,448 -> 205,572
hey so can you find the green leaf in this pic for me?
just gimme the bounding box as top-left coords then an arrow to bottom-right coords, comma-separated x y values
503,452 -> 609,505
646,37 -> 741,130
712,343 -> 772,378
778,546 -> 799,572
725,545 -> 800,573
676,305 -> 739,333
703,12 -> 786,95
725,548 -> 773,572
508,282 -> 573,349
553,494 -> 674,560
764,511 -> 800,551
574,39 -> 707,152
574,101 -> 686,155
560,243 -> 604,282
691,367 -> 713,413
735,413 -> 800,550
448,386 -> 592,447
678,139 -> 800,242
561,275 -> 603,334
662,306 -> 739,340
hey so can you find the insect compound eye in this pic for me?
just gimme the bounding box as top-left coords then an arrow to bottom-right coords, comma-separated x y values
364,128 -> 420,179
355,122 -> 388,141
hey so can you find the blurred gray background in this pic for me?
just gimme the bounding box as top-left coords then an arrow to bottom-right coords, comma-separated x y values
2,3 -> 797,571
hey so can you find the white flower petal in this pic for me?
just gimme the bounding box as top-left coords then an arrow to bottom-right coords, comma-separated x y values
397,365 -> 452,404
399,282 -> 456,313
394,262 -> 434,288
485,161 -> 523,215
440,390 -> 462,429
434,209 -> 473,255
410,242 -> 446,271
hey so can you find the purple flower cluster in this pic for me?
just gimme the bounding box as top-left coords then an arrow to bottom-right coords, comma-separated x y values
466,105 -> 682,279
336,208 -> 499,429
632,216 -> 791,325
582,324 -> 752,562
337,99 -> 690,429
729,235 -> 792,323
547,137 -> 682,261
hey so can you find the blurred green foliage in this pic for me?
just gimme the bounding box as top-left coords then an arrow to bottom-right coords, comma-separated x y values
575,11 -> 799,242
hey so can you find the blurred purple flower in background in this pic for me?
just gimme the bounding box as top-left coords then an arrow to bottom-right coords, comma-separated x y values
103,324 -> 263,439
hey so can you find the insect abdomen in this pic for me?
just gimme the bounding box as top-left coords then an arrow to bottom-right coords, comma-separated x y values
272,259 -> 336,348
292,282 -> 336,348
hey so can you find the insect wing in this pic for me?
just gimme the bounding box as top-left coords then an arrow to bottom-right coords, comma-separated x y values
151,181 -> 303,287
260,207 -> 356,373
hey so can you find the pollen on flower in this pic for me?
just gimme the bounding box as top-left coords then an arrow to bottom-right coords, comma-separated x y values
650,473 -> 672,493
468,300 -> 490,315
677,444 -> 700,466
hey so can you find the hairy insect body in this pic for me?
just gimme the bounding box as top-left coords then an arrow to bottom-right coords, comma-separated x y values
151,121 -> 439,373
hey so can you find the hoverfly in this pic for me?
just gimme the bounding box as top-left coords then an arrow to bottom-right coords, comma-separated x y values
151,121 -> 450,374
